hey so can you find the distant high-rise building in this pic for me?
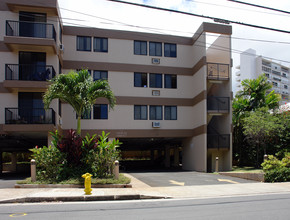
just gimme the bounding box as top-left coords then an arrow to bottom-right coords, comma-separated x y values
235,49 -> 289,104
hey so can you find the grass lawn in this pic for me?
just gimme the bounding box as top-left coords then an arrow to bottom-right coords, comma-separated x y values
230,166 -> 263,173
17,173 -> 131,185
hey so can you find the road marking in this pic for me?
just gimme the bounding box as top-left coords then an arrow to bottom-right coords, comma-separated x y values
9,213 -> 27,217
218,179 -> 239,184
170,180 -> 185,186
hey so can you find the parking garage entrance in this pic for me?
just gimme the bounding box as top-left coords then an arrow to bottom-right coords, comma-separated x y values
118,138 -> 183,171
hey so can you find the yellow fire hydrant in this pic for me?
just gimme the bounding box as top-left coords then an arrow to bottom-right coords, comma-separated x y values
82,173 -> 92,195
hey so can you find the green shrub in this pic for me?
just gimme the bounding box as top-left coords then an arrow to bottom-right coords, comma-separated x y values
30,145 -> 66,183
261,152 -> 290,182
30,130 -> 121,182
264,167 -> 290,182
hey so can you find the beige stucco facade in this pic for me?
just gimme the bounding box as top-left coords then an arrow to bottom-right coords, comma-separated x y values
0,0 -> 232,173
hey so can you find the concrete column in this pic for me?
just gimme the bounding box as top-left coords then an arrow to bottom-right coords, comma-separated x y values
31,159 -> 36,182
113,160 -> 119,179
173,147 -> 179,167
11,152 -> 17,172
164,146 -> 170,168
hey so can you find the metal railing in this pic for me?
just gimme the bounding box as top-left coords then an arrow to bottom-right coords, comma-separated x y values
207,97 -> 230,112
5,108 -> 55,125
207,63 -> 229,80
6,20 -> 56,41
5,64 -> 55,81
207,134 -> 230,149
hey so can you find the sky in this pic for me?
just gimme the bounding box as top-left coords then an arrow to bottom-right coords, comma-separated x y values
58,0 -> 290,79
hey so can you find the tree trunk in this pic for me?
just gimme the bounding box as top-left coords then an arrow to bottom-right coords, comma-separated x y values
77,116 -> 81,135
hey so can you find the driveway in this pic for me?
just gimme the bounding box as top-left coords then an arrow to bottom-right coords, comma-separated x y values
0,172 -> 29,188
128,171 -> 257,187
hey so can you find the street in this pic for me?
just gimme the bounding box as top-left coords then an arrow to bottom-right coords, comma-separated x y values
0,193 -> 289,220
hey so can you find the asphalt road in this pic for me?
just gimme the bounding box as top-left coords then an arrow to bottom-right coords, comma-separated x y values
129,171 -> 257,187
0,193 -> 289,219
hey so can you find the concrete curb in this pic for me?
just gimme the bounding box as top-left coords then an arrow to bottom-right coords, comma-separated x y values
219,172 -> 264,182
0,194 -> 168,204
15,184 -> 132,188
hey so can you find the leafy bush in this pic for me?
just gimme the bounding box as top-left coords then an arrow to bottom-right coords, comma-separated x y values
30,130 -> 121,182
261,152 -> 290,182
30,145 -> 66,183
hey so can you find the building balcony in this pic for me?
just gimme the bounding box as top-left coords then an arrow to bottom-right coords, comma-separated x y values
4,64 -> 55,92
5,64 -> 55,81
207,134 -> 230,149
207,97 -> 230,114
4,20 -> 57,53
5,108 -> 55,125
207,63 -> 229,80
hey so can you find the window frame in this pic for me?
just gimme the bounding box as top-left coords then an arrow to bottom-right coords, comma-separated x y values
149,41 -> 162,56
93,104 -> 108,119
149,73 -> 162,88
149,105 -> 163,120
93,37 -> 108,52
93,70 -> 108,81
134,40 -> 147,55
164,74 -> 177,89
134,105 -> 148,120
164,106 -> 177,120
134,72 -> 148,87
76,36 -> 91,51
164,43 -> 177,57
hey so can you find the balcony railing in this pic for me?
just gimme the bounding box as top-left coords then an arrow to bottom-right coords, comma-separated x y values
207,97 -> 230,113
207,134 -> 230,149
5,108 -> 55,125
6,20 -> 56,41
5,64 -> 56,81
207,63 -> 229,80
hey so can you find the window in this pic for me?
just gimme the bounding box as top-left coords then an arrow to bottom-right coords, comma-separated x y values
94,37 -> 108,52
284,85 -> 288,89
150,105 -> 162,120
272,82 -> 278,87
134,72 -> 147,87
76,109 -> 91,119
164,74 -> 177,88
149,73 -> 162,88
93,104 -> 108,119
149,42 -> 162,56
134,41 -> 147,55
165,106 -> 177,120
93,70 -> 108,81
77,36 -> 91,51
164,43 -> 176,57
134,105 -> 147,120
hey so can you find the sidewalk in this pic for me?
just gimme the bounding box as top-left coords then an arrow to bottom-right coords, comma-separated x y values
0,173 -> 290,204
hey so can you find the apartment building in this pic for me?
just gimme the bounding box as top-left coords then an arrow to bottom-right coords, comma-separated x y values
235,48 -> 289,104
0,0 -> 232,173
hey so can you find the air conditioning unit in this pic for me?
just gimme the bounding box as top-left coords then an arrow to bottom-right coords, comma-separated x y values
59,44 -> 64,51
152,58 -> 160,64
152,90 -> 160,96
152,121 -> 160,128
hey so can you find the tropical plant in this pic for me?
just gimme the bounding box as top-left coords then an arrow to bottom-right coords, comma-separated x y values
30,145 -> 66,183
232,74 -> 280,166
43,69 -> 116,135
243,107 -> 283,167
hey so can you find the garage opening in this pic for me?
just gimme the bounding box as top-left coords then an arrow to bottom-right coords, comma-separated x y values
118,138 -> 183,171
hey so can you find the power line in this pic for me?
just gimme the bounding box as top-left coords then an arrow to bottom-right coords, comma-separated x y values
187,0 -> 290,17
228,0 -> 290,15
107,0 -> 290,34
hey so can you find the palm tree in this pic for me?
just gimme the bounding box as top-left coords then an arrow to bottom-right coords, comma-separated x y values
43,69 -> 116,135
233,74 -> 280,165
